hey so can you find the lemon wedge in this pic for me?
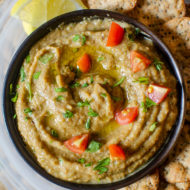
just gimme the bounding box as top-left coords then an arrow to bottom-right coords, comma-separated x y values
11,0 -> 87,34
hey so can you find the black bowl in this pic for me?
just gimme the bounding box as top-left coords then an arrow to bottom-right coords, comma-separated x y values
3,9 -> 186,190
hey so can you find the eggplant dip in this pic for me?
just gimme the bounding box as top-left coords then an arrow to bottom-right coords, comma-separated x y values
12,18 -> 178,183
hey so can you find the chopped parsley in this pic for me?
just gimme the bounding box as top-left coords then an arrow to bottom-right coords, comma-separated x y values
51,129 -> 58,138
85,118 -> 91,130
10,83 -> 13,95
24,108 -> 32,115
149,122 -> 158,132
55,87 -> 68,92
56,95 -> 64,102
70,82 -> 80,88
111,96 -> 121,102
39,53 -> 54,64
94,158 -> 110,174
25,55 -> 31,63
20,66 -> 26,82
90,75 -> 94,84
77,100 -> 90,107
97,56 -> 104,62
87,140 -> 102,153
113,76 -> 126,87
72,34 -> 86,45
13,113 -> 17,119
63,111 -> 73,118
11,93 -> 18,103
100,93 -> 107,98
78,158 -> 85,164
141,98 -> 157,112
26,82 -> 32,101
153,59 -> 164,71
88,107 -> 98,117
85,163 -> 92,167
82,83 -> 89,88
33,71 -> 41,79
133,77 -> 149,84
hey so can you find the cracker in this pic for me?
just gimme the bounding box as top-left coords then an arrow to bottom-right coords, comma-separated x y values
126,0 -> 186,32
119,169 -> 159,190
84,0 -> 137,13
159,17 -> 190,121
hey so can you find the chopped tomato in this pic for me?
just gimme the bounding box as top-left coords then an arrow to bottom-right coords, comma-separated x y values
109,144 -> 126,160
106,22 -> 124,47
77,53 -> 91,73
130,51 -> 152,73
115,107 -> 138,125
64,134 -> 89,154
147,84 -> 171,104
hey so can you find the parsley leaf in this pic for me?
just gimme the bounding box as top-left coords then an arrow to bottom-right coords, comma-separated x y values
149,122 -> 158,132
94,158 -> 110,174
77,100 -> 90,107
85,118 -> 91,130
82,83 -> 89,88
133,77 -> 149,84
51,129 -> 58,138
25,55 -> 31,63
56,95 -> 64,102
72,34 -> 80,41
63,111 -> 73,118
100,93 -> 107,98
10,83 -> 13,95
85,163 -> 92,167
87,141 -> 102,153
11,93 -> 18,103
97,56 -> 104,62
153,59 -> 164,71
20,66 -> 26,82
55,87 -> 68,92
13,113 -> 17,119
39,53 -> 54,64
24,108 -> 32,115
70,82 -> 80,88
141,98 -> 157,112
33,71 -> 41,79
26,82 -> 32,101
113,76 -> 126,87
78,158 -> 85,164
88,107 -> 98,117
72,34 -> 86,45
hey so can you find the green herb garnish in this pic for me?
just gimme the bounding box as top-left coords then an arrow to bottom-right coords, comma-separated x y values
55,87 -> 68,92
87,140 -> 102,153
153,59 -> 164,71
39,53 -> 54,64
94,158 -> 110,174
72,34 -> 86,45
111,96 -> 121,102
85,163 -> 92,167
78,158 -> 85,164
100,93 -> 107,98
51,129 -> 58,138
70,82 -> 80,88
26,82 -> 32,101
10,83 -> 13,95
113,76 -> 126,87
97,56 -> 104,62
81,35 -> 86,45
149,122 -> 158,132
77,100 -> 90,107
82,83 -> 89,88
13,114 -> 17,119
11,93 -> 18,103
56,95 -> 64,102
73,34 -> 80,41
33,71 -> 41,79
135,28 -> 141,35
85,118 -> 91,130
24,108 -> 32,115
90,75 -> 94,84
141,98 -> 157,112
133,77 -> 149,84
88,107 -> 98,117
20,66 -> 26,82
63,111 -> 73,118
26,55 -> 31,63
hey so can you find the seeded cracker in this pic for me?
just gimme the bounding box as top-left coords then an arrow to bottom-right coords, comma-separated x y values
84,0 -> 137,13
119,170 -> 159,190
126,0 -> 186,33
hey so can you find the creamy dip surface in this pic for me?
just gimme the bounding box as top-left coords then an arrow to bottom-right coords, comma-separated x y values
14,18 -> 178,184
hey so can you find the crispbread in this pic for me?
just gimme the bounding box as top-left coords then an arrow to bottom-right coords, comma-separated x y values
84,0 -> 137,13
119,170 -> 159,190
126,0 -> 186,32
159,17 -> 190,121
